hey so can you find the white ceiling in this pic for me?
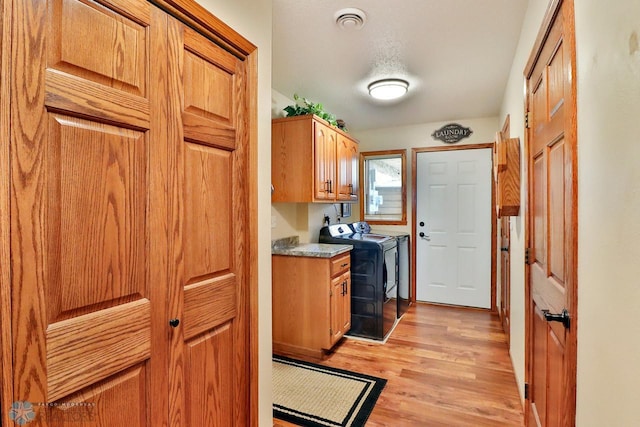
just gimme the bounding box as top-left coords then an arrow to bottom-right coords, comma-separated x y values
272,0 -> 529,132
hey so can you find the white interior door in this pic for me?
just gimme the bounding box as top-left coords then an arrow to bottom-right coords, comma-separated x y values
415,148 -> 492,308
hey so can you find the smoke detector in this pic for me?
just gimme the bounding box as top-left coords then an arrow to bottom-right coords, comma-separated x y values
334,8 -> 367,30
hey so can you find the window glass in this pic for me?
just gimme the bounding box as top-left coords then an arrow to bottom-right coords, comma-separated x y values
360,150 -> 406,225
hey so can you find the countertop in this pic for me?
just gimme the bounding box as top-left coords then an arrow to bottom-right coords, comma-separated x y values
271,236 -> 352,258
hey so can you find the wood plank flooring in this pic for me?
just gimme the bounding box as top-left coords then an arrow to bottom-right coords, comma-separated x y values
274,303 -> 524,427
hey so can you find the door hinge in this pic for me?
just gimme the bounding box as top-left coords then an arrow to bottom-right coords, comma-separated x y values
524,383 -> 530,399
525,112 -> 531,129
329,328 -> 333,336
525,247 -> 534,265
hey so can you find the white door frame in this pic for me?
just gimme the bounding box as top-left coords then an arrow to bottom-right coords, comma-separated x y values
411,144 -> 497,311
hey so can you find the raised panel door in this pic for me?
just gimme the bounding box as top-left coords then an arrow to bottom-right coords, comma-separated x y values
9,0 -> 160,423
329,274 -> 344,347
526,1 -> 577,425
329,270 -> 350,347
340,271 -> 351,334
348,138 -> 359,201
500,216 -> 511,344
167,22 -> 250,427
415,148 -> 493,308
314,121 -> 336,201
337,134 -> 358,201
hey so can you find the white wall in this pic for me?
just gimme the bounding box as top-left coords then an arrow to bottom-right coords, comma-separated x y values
498,0 -> 549,403
574,1 -> 640,425
352,117 -> 500,236
190,1 -> 273,425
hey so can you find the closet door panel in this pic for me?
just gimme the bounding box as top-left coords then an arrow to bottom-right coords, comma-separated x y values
47,0 -> 149,96
185,325 -> 234,426
182,26 -> 237,150
10,0 -> 158,423
170,20 -> 250,427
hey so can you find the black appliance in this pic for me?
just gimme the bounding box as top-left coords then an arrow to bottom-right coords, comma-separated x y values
372,231 -> 411,319
396,234 -> 411,318
319,222 -> 398,340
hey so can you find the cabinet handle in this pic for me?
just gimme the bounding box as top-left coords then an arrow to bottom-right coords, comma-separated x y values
348,183 -> 353,195
329,179 -> 333,193
342,280 -> 347,296
325,180 -> 330,193
340,263 -> 348,268
169,318 -> 180,328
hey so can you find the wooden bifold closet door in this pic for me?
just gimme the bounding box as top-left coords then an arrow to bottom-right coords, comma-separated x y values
4,0 -> 255,424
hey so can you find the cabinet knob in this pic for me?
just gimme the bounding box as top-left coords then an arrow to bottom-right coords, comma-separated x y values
169,318 -> 180,328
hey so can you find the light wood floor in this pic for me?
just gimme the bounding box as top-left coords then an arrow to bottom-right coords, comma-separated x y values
274,303 -> 524,427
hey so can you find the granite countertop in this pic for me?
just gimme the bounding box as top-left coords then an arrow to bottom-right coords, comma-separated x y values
271,236 -> 352,258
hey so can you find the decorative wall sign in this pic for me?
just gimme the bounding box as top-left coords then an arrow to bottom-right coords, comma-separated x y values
431,123 -> 473,144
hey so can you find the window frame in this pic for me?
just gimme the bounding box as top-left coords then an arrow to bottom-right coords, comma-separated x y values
359,149 -> 407,225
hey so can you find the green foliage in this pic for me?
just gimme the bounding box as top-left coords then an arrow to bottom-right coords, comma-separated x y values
283,93 -> 339,128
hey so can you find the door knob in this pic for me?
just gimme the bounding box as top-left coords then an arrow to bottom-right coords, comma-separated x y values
419,232 -> 431,241
169,318 -> 180,328
542,309 -> 570,329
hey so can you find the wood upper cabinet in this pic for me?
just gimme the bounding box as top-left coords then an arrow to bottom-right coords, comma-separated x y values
1,0 -> 256,425
272,115 -> 359,203
337,133 -> 359,202
272,252 -> 351,359
494,135 -> 521,217
314,121 -> 337,200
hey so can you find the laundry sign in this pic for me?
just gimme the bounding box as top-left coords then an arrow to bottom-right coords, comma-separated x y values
431,123 -> 473,144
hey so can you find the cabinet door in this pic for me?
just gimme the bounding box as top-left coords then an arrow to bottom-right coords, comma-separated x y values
9,0 -> 160,424
337,135 -> 359,201
341,271 -> 352,333
314,121 -> 337,200
169,22 -> 251,427
329,270 -> 351,347
330,274 -> 347,346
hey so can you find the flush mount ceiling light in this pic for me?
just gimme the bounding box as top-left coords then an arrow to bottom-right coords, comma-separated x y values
334,8 -> 367,30
368,79 -> 409,100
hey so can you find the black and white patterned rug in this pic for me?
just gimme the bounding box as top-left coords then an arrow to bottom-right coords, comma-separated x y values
273,355 -> 387,427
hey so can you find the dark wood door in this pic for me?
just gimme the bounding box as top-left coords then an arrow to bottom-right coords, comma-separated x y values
525,1 -> 577,425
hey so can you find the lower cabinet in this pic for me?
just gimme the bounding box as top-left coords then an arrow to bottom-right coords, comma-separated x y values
272,252 -> 351,359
